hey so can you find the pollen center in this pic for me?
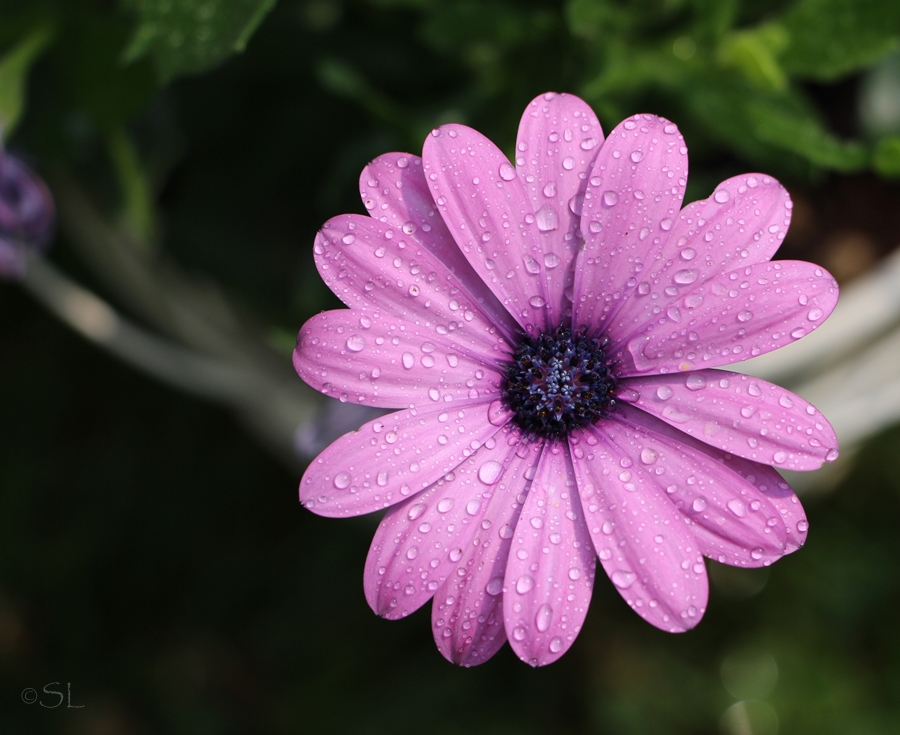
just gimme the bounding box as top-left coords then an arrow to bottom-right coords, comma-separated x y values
502,325 -> 617,439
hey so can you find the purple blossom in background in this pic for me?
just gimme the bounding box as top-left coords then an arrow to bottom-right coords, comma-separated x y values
293,92 -> 839,667
0,148 -> 55,279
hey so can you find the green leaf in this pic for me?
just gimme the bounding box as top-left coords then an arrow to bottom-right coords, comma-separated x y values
779,0 -> 900,81
687,76 -> 868,173
0,23 -> 54,138
872,135 -> 900,177
717,23 -> 789,91
121,0 -> 279,83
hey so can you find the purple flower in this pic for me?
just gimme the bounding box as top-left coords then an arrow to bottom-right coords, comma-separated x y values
0,148 -> 55,279
293,92 -> 838,667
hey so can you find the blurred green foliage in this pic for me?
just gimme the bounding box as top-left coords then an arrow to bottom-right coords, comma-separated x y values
1,0 -> 900,733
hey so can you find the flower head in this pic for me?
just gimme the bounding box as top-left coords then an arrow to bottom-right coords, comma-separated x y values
0,148 -> 55,279
293,92 -> 838,666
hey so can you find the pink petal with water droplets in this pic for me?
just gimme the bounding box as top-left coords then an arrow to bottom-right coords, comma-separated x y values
720,455 -> 808,554
299,399 -> 512,518
423,125 -> 549,334
432,436 -> 542,666
515,92 -> 604,325
359,153 -> 516,334
315,214 -> 515,351
364,426 -> 523,619
573,426 -> 709,632
608,174 -> 793,342
503,444 -> 596,666
294,309 -> 504,408
617,261 -> 839,375
573,115 -> 688,333
621,369 -> 838,470
612,404 -> 789,567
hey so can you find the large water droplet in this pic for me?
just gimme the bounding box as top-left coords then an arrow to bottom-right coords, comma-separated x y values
333,472 -> 351,489
602,190 -> 619,207
499,162 -> 516,181
535,205 -> 559,232
611,570 -> 637,589
516,575 -> 535,594
535,603 -> 553,632
345,335 -> 366,352
478,459 -> 503,485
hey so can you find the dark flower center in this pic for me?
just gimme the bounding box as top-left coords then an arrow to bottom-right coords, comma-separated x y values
502,325 -> 617,440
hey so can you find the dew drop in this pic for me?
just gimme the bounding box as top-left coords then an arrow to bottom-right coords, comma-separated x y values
535,205 -> 559,232
692,497 -> 708,512
727,499 -> 747,517
345,335 -> 366,352
478,459 -> 503,485
535,603 -> 553,632
516,575 -> 535,594
611,570 -> 636,589
673,269 -> 698,285
630,150 -> 643,163
602,190 -> 619,207
713,188 -> 730,203
499,162 -> 516,181
333,472 -> 351,489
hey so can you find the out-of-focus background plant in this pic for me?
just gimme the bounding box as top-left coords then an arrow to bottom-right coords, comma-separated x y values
2,1 -> 900,733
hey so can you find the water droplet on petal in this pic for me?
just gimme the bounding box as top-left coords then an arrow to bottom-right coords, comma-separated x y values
499,162 -> 516,181
602,190 -> 618,207
630,150 -> 643,163
516,575 -> 535,594
333,472 -> 351,489
727,499 -> 747,517
714,188 -> 730,203
345,335 -> 366,352
535,603 -> 553,632
611,570 -> 636,589
478,459 -> 503,485
535,205 -> 559,232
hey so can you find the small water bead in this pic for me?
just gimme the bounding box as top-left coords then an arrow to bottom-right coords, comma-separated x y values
478,459 -> 503,485
686,374 -> 706,391
499,162 -> 517,181
808,307 -> 824,321
437,498 -> 454,513
562,156 -> 575,170
692,497 -> 708,512
486,577 -> 503,596
535,604 -> 553,632
345,335 -> 366,352
333,472 -> 351,489
656,385 -> 674,400
778,395 -> 794,408
376,470 -> 389,486
611,570 -> 637,589
797,519 -> 809,533
737,310 -> 753,322
727,499 -> 747,517
640,447 -> 658,464
568,567 -> 582,580
402,352 -> 415,369
535,205 -> 559,232
549,637 -> 564,653
580,137 -> 598,150
713,188 -> 730,203
512,626 -> 527,641
673,269 -> 698,285
602,190 -> 619,207
516,575 -> 535,594
341,233 -> 356,245
543,252 -> 560,269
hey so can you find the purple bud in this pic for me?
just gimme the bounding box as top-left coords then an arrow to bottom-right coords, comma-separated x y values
0,149 -> 55,279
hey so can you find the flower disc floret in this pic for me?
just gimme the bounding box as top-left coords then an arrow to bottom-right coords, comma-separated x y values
503,325 -> 617,439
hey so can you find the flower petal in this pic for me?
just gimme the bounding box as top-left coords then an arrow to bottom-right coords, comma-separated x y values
573,425 -> 709,632
299,399 -> 511,517
607,174 -> 793,343
294,309 -> 504,408
620,369 -> 838,470
573,115 -> 688,333
364,425 -> 523,619
617,261 -> 839,375
423,124 -> 550,333
315,213 -> 515,350
515,92 -> 604,325
503,443 -> 596,666
612,404 -> 790,567
720,454 -> 808,554
359,153 -> 517,334
432,435 -> 543,666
